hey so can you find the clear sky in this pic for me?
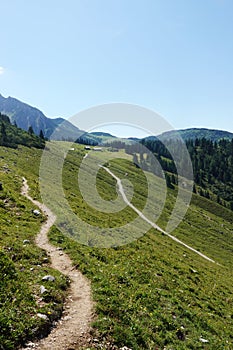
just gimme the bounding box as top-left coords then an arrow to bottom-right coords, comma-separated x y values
1,0 -> 233,137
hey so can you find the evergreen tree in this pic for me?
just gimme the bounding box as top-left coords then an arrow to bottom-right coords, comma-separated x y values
0,122 -> 7,145
165,174 -> 174,189
133,153 -> 139,167
28,126 -> 34,135
39,129 -> 45,139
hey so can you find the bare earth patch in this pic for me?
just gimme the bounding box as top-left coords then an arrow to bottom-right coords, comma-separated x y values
21,178 -> 94,350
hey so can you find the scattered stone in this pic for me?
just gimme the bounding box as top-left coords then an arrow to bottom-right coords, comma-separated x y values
42,275 -> 55,282
63,316 -> 72,321
43,257 -> 49,263
33,209 -> 40,216
2,165 -> 10,173
30,267 -> 34,271
37,313 -> 48,320
25,341 -> 36,348
11,254 -> 16,261
190,268 -> 198,273
40,285 -> 48,294
199,337 -> 209,343
23,239 -> 30,244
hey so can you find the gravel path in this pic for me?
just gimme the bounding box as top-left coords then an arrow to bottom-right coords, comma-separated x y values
101,166 -> 216,264
21,177 -> 94,350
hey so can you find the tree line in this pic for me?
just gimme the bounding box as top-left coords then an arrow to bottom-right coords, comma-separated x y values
104,137 -> 233,210
0,113 -> 45,149
141,137 -> 233,210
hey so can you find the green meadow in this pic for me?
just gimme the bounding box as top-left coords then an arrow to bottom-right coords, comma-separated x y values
0,144 -> 232,349
0,146 -> 68,349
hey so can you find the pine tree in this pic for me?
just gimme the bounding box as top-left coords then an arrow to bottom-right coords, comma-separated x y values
0,122 -> 7,145
230,201 -> 233,211
165,174 -> 174,189
39,129 -> 45,139
133,153 -> 139,167
28,126 -> 34,135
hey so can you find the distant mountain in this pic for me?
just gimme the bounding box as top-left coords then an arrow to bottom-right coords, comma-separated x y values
158,128 -> 233,142
128,137 -> 141,142
87,132 -> 118,145
90,132 -> 116,138
0,94 -> 81,140
2,94 -> 233,144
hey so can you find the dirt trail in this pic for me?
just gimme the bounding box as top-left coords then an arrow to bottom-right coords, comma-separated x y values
21,178 -> 94,350
101,166 -> 216,264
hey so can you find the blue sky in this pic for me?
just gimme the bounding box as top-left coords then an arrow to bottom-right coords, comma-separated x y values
1,0 -> 233,137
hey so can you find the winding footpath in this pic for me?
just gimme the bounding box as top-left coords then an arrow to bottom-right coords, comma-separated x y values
20,167 -> 215,347
21,178 -> 94,350
101,166 -> 216,264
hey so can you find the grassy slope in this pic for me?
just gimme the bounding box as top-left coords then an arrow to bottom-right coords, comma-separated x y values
0,146 -> 69,349
0,144 -> 232,349
51,146 -> 232,349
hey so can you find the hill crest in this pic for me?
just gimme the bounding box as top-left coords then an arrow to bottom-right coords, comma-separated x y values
0,94 -> 81,140
158,127 -> 233,142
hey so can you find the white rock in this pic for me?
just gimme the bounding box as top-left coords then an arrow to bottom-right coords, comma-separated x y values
199,337 -> 209,343
33,209 -> 40,216
40,285 -> 48,294
37,313 -> 48,320
42,275 -> 55,282
25,342 -> 35,348
63,316 -> 72,321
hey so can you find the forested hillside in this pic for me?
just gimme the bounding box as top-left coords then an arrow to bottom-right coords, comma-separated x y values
158,128 -> 233,142
124,137 -> 233,210
0,113 -> 45,149
187,138 -> 233,206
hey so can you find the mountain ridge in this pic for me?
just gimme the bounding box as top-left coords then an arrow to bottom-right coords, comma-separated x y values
0,112 -> 45,148
158,127 -> 233,142
1,94 -> 233,142
0,94 -> 81,140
